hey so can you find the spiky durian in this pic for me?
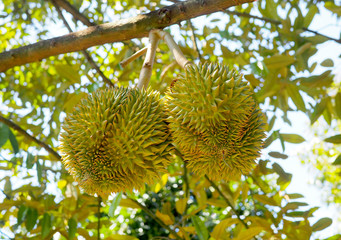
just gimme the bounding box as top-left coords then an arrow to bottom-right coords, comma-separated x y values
59,87 -> 173,195
166,62 -> 266,180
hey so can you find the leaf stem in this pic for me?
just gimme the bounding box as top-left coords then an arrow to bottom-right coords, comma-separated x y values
204,175 -> 249,229
128,197 -> 183,240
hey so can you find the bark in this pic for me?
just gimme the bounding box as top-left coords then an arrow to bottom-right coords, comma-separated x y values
0,0 -> 254,72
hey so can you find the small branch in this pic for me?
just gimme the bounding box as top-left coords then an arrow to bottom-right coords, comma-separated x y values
204,175 -> 249,229
0,0 -> 255,72
0,115 -> 61,160
155,30 -> 193,69
137,31 -> 160,89
53,0 -> 96,27
129,198 -> 183,240
187,20 -> 202,60
51,0 -> 115,87
120,47 -> 148,68
225,9 -> 341,44
160,60 -> 177,81
98,196 -> 102,240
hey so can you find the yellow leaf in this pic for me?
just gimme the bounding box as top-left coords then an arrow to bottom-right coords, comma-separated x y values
176,198 -> 188,215
234,227 -> 264,240
106,234 -> 139,240
211,218 -> 239,239
119,198 -> 141,209
156,210 -> 174,225
153,173 -> 168,193
206,198 -> 227,208
57,180 -> 67,189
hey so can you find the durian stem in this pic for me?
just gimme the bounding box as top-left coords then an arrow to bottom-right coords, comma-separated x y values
155,30 -> 193,69
137,30 -> 160,89
204,175 -> 249,229
129,197 -> 183,240
120,46 -> 148,68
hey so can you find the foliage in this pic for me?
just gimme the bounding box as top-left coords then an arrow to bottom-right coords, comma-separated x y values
0,0 -> 340,239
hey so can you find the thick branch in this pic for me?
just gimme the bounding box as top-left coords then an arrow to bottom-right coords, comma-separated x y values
225,10 -> 341,44
0,0 -> 254,72
0,115 -> 61,160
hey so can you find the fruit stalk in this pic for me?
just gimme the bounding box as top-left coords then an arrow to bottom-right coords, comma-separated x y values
137,30 -> 160,89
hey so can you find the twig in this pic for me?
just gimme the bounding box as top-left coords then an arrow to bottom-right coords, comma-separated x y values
53,0 -> 96,27
98,196 -> 102,240
225,9 -> 341,44
137,31 -> 160,89
128,198 -> 183,240
204,175 -> 249,229
0,115 -> 61,160
51,0 -> 115,87
187,20 -> 202,60
155,30 -> 193,69
120,47 -> 148,68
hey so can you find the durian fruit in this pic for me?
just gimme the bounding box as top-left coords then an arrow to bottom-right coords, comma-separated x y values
59,87 -> 173,195
166,62 -> 266,180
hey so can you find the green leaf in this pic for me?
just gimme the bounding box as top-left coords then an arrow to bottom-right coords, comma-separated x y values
25,208 -> 38,232
211,218 -> 239,239
280,134 -> 305,143
296,42 -> 312,55
310,98 -> 328,124
286,84 -> 306,111
54,63 -> 81,84
263,55 -> 296,69
36,160 -> 42,184
321,58 -> 334,67
17,205 -> 28,224
324,135 -> 341,144
68,217 -> 77,239
109,192 -> 122,217
312,218 -> 332,232
235,227 -> 264,240
303,5 -> 318,27
41,213 -> 51,238
268,151 -> 288,159
9,130 -> 19,154
26,153 -> 35,169
299,70 -> 333,88
286,193 -> 304,199
0,122 -> 10,148
191,216 -> 209,240
332,154 -> 341,165
335,92 -> 341,119
253,194 -> 278,206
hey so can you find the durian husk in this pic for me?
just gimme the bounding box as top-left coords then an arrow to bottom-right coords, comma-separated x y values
59,87 -> 173,195
166,62 -> 266,180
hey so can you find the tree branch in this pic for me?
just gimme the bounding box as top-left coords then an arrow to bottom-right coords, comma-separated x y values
53,0 -> 96,27
225,9 -> 341,44
50,0 -> 115,87
204,175 -> 249,229
129,198 -> 183,240
0,115 -> 61,160
0,0 -> 254,72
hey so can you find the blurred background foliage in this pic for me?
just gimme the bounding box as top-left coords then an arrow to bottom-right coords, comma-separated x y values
0,0 -> 341,239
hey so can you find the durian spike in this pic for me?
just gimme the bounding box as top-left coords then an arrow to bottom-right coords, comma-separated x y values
137,30 -> 160,89
155,29 -> 194,69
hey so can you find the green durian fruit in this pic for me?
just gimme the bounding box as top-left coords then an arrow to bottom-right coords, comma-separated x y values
166,62 -> 266,180
59,87 -> 173,195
